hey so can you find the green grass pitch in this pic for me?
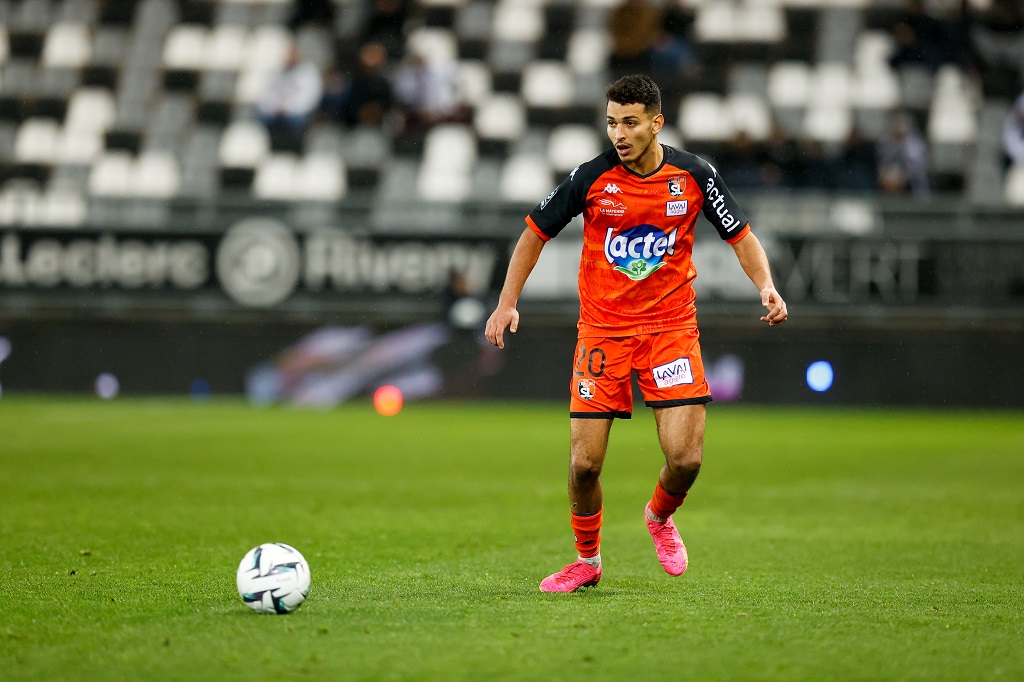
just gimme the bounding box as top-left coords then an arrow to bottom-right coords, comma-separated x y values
1,398 -> 1022,681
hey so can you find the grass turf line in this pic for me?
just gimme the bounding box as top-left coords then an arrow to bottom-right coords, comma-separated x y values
0,398 -> 1022,681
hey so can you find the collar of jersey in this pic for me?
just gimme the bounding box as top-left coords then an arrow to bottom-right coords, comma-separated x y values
618,143 -> 668,180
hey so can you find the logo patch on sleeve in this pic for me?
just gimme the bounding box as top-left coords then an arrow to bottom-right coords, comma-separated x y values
666,200 -> 688,217
652,357 -> 694,388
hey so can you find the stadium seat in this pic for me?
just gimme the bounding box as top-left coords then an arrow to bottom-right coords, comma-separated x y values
456,60 -> 492,105
56,127 -> 102,164
204,24 -> 246,72
696,3 -> 739,43
474,94 -> 527,141
548,124 -> 600,173
162,25 -> 207,70
727,93 -> 772,140
42,23 -> 92,68
406,27 -> 459,65
499,154 -> 553,204
88,152 -> 133,196
767,61 -> 811,108
681,94 -> 733,142
65,88 -> 116,134
1003,164 -> 1024,206
566,28 -> 610,75
804,106 -> 852,142
133,151 -> 181,198
14,118 -> 60,164
218,120 -> 269,168
253,154 -> 297,200
492,3 -> 544,43
298,153 -> 346,201
521,61 -> 574,108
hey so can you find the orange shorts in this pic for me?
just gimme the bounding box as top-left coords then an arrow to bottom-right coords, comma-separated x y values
569,328 -> 712,419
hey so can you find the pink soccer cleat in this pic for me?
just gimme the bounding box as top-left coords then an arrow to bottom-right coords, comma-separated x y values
539,560 -> 602,593
645,502 -> 688,576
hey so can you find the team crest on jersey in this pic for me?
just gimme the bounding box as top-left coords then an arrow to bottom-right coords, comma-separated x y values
668,176 -> 686,197
577,378 -> 596,400
603,224 -> 677,281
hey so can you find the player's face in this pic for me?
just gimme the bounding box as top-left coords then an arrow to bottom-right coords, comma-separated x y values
607,101 -> 664,170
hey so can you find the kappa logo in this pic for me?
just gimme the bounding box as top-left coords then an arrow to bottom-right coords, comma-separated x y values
603,183 -> 622,194
668,176 -> 686,197
653,357 -> 694,388
577,378 -> 596,400
596,196 -> 627,216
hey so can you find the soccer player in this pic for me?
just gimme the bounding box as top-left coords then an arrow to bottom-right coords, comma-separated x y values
484,74 -> 789,593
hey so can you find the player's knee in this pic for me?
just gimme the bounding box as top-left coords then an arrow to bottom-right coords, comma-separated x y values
666,446 -> 702,477
569,454 -> 603,486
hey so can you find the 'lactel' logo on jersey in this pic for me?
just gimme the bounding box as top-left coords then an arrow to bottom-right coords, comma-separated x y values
603,224 -> 677,281
704,177 -> 740,231
653,357 -> 694,388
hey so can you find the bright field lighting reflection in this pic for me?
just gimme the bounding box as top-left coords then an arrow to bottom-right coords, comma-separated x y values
806,361 -> 834,392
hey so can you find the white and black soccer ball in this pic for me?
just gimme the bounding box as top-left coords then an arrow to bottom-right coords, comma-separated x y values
236,543 -> 311,614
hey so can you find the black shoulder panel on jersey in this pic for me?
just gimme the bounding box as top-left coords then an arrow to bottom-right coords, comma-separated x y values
527,149 -> 618,239
665,146 -> 750,242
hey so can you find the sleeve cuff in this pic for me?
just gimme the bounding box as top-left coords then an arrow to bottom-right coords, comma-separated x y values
725,223 -> 751,245
525,215 -> 551,242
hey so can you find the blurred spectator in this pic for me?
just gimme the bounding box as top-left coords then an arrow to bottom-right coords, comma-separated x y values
288,0 -> 335,30
837,128 -> 878,192
1002,93 -> 1024,166
393,46 -> 464,132
889,0 -> 947,72
321,41 -> 393,128
971,0 -> 1024,76
797,141 -> 838,190
719,132 -> 762,189
760,124 -> 799,189
258,46 -> 324,141
607,0 -> 664,76
361,0 -> 411,61
877,113 -> 930,196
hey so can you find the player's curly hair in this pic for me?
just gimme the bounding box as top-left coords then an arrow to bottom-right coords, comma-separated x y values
606,75 -> 662,115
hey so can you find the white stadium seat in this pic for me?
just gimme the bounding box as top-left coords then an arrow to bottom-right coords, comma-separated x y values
474,94 -> 527,140
681,94 -> 733,141
522,61 -> 575,108
253,154 -> 298,200
15,119 -> 60,163
548,125 -> 601,173
500,154 -> 553,204
42,23 -> 91,68
163,25 -> 207,70
89,152 -> 133,197
219,121 -> 270,168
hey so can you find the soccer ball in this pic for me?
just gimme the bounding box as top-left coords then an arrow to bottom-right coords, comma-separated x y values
236,543 -> 311,614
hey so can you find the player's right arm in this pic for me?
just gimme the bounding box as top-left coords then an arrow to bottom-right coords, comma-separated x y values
485,228 -> 546,349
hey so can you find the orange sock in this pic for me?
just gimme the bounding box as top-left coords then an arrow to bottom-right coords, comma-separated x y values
650,481 -> 687,521
571,508 -> 602,558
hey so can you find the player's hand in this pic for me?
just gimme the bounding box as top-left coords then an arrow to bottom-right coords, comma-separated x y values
760,287 -> 788,326
485,305 -> 519,349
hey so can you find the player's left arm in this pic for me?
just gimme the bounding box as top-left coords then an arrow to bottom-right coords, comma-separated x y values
731,231 -> 789,327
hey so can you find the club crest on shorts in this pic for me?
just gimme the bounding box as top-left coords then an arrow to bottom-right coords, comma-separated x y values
577,378 -> 596,400
653,357 -> 694,388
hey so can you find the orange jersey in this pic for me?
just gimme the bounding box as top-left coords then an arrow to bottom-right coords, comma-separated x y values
526,145 -> 751,336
